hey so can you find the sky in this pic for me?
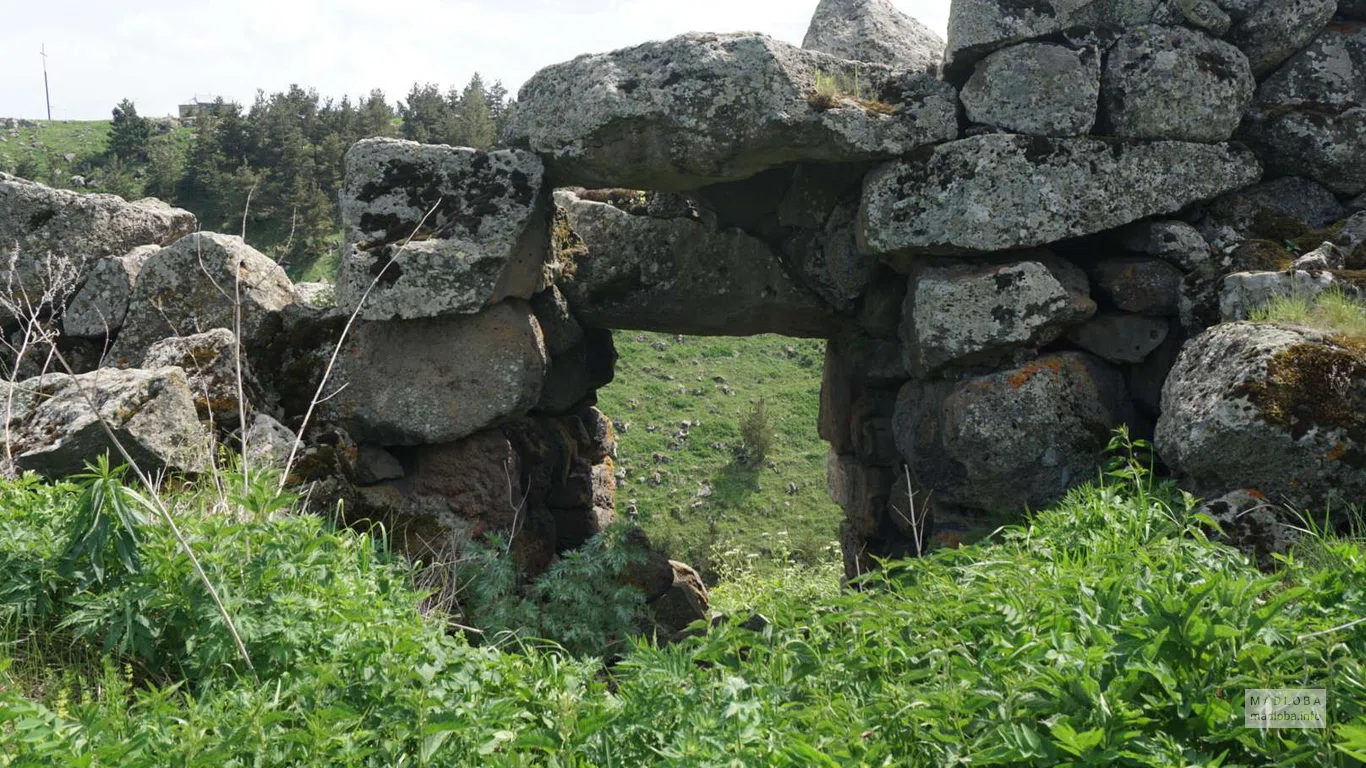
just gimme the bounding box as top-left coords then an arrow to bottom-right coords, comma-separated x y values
0,0 -> 952,121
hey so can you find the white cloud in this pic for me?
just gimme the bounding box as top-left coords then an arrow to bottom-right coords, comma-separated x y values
0,0 -> 952,120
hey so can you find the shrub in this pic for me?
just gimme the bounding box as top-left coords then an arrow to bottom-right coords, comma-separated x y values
738,396 -> 776,465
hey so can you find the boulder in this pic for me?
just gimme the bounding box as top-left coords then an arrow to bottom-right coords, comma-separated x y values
110,233 -> 295,368
1227,0 -> 1336,76
1219,270 -> 1342,320
900,254 -> 1096,376
62,245 -> 158,338
1156,322 -> 1366,511
239,413 -> 297,470
649,561 -> 711,638
960,43 -> 1100,137
4,366 -> 211,478
0,174 -> 195,315
1198,177 -> 1345,250
858,135 -> 1261,256
1089,257 -> 1184,315
554,191 -> 837,337
336,138 -> 552,321
140,328 -> 269,427
356,444 -> 405,486
1066,312 -> 1171,364
292,282 -> 335,309
529,286 -> 583,358
1241,23 -> 1366,196
802,0 -> 945,73
329,300 -> 547,445
1118,220 -> 1213,274
1292,242 -> 1347,271
1163,0 -> 1232,36
1101,26 -> 1254,142
512,32 -> 959,191
1198,489 -> 1302,571
893,352 -> 1132,514
536,329 -> 617,415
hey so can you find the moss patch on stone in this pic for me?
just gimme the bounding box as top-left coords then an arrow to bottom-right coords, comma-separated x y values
1240,338 -> 1366,463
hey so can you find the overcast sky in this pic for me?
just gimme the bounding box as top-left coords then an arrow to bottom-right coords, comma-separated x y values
0,0 -> 952,121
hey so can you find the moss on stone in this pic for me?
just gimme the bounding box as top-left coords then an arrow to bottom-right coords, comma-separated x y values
1240,338 -> 1366,461
1233,239 -> 1296,271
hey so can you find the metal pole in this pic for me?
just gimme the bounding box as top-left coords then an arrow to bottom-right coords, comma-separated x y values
41,45 -> 52,121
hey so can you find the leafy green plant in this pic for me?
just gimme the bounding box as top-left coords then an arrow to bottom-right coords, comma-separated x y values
58,458 -> 151,587
738,396 -> 776,466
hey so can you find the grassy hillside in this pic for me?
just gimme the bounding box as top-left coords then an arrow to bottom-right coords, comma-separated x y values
597,332 -> 841,578
2,460 -> 1364,765
0,120 -> 110,181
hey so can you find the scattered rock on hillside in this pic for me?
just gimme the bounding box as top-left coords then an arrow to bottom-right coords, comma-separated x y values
859,135 -> 1261,256
110,233 -> 295,367
329,301 -> 547,445
554,191 -> 838,337
4,366 -> 211,478
336,138 -> 552,321
1156,322 -> 1366,511
1241,22 -> 1366,196
960,42 -> 1100,137
801,0 -> 945,73
893,352 -> 1132,514
900,254 -> 1096,376
512,32 -> 958,190
0,174 -> 195,317
1101,25 -> 1254,143
62,245 -> 158,338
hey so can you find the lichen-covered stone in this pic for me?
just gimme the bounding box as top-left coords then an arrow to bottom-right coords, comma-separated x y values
512,33 -> 958,191
0,174 -> 195,316
241,413 -> 297,470
336,138 -> 550,321
1241,23 -> 1366,196
1066,312 -> 1171,364
1198,489 -> 1302,571
536,329 -> 617,415
110,233 -> 295,367
554,191 -> 837,337
1090,257 -> 1184,315
1156,322 -> 1366,511
900,254 -> 1095,375
858,135 -> 1261,256
4,366 -> 211,478
960,43 -> 1100,137
1102,25 -> 1254,143
1118,220 -> 1213,274
1292,241 -> 1347,271
802,0 -> 945,73
893,352 -> 1132,514
1227,0 -> 1336,76
329,300 -> 547,445
62,245 -> 158,338
1196,176 -> 1346,252
1219,270 -> 1342,320
141,328 -> 270,427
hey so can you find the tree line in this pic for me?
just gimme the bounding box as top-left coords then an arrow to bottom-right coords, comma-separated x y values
95,75 -> 516,277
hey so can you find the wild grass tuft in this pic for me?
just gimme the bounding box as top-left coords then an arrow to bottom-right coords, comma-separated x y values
1251,286 -> 1366,337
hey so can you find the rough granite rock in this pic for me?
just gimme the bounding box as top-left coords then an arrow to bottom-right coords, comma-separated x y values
140,328 -> 270,427
1066,312 -> 1171,364
1101,26 -> 1254,143
4,366 -> 211,478
336,138 -> 551,321
554,191 -> 837,337
240,413 -> 297,470
536,329 -> 617,415
110,233 -> 295,367
1196,176 -> 1345,250
1292,241 -> 1347,271
356,444 -> 405,486
1156,322 -> 1366,510
292,282 -> 335,309
1198,489 -> 1302,571
512,32 -> 959,191
893,352 -> 1132,514
329,300 -> 547,445
900,254 -> 1096,375
1219,270 -> 1342,320
802,0 -> 945,73
960,43 -> 1100,137
943,0 -> 1165,80
1227,0 -> 1336,76
529,286 -> 583,358
858,135 -> 1262,256
1090,257 -> 1184,315
62,245 -> 158,338
649,561 -> 711,639
1119,220 -> 1213,274
1241,22 -> 1366,195
0,174 -> 196,316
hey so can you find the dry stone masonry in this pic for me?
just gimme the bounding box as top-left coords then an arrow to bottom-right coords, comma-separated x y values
3,0 -> 1366,610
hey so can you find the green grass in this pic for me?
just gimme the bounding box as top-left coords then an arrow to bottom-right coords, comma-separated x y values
1251,287 -> 1366,337
2,455 -> 1366,765
0,120 -> 110,182
597,332 -> 841,577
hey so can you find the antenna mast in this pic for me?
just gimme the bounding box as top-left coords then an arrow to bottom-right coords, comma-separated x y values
41,45 -> 52,121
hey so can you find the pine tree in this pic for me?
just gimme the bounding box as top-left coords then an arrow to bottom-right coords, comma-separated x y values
454,73 -> 496,149
108,99 -> 151,163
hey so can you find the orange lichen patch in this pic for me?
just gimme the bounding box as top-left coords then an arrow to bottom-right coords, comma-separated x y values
1328,442 -> 1350,462
1007,358 -> 1068,390
1247,489 -> 1265,499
